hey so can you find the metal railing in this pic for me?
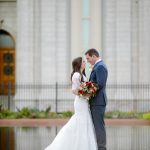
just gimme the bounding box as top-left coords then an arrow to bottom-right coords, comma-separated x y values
0,83 -> 150,112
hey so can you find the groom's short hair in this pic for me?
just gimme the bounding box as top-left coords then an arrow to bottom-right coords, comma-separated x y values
85,48 -> 99,57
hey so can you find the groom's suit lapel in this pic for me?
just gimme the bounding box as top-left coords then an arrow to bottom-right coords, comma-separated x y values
89,70 -> 93,81
89,60 -> 102,81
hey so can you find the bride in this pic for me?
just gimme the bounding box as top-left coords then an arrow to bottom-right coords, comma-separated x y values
44,57 -> 98,150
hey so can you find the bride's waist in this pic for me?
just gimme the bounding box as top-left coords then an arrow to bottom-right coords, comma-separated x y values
75,96 -> 88,103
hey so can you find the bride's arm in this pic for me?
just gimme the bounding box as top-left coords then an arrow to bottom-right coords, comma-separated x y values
71,73 -> 81,95
72,89 -> 79,95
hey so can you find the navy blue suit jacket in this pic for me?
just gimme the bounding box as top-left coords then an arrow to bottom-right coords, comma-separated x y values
89,60 -> 108,106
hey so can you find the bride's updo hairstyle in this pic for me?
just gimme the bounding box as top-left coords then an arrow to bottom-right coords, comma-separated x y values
71,57 -> 86,82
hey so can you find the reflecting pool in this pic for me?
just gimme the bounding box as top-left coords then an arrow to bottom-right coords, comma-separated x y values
0,126 -> 150,150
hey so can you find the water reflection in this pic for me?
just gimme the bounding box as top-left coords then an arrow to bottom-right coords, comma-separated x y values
0,127 -> 15,150
0,126 -> 150,150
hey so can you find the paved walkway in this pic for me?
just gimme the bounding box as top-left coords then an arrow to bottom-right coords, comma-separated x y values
0,119 -> 150,127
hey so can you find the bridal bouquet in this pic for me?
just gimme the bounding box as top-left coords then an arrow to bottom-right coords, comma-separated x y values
78,81 -> 98,100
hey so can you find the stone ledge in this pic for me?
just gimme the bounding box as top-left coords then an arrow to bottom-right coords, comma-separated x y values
0,119 -> 150,127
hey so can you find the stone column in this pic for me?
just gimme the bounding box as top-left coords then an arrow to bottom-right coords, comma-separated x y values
102,0 -> 117,84
40,0 -> 70,110
55,0 -> 70,83
139,0 -> 150,84
90,0 -> 102,53
115,0 -> 132,84
102,0 -> 133,111
138,0 -> 150,111
40,0 -> 57,84
16,0 -> 42,108
71,0 -> 82,59
41,0 -> 70,84
131,0 -> 140,85
17,0 -> 35,84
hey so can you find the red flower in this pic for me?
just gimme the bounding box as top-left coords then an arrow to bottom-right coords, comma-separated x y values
93,89 -> 96,93
79,90 -> 83,94
78,81 -> 97,100
86,82 -> 92,86
93,83 -> 96,86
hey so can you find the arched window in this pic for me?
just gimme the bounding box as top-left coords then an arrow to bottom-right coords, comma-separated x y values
0,29 -> 15,48
0,29 -> 15,95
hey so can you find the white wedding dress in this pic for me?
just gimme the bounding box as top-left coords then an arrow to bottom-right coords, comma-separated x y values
44,72 -> 98,150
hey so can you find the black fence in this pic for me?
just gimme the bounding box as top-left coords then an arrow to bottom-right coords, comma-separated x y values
0,83 -> 150,112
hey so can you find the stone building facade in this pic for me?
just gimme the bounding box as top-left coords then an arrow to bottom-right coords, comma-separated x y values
0,0 -> 150,111
1,0 -> 150,84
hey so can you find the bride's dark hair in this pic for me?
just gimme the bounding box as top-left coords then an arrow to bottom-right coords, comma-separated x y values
71,57 -> 86,82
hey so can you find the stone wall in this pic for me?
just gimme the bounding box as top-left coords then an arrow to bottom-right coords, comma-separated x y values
102,0 -> 150,85
0,1 -> 16,40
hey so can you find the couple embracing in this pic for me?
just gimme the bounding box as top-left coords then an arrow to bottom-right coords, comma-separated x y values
45,48 -> 108,150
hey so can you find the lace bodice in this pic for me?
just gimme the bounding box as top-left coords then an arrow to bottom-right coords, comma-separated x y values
71,72 -> 87,91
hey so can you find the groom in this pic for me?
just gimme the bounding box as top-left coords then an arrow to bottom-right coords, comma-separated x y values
85,48 -> 108,150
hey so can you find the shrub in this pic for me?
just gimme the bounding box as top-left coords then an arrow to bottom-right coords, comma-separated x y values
143,113 -> 150,120
62,111 -> 73,118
